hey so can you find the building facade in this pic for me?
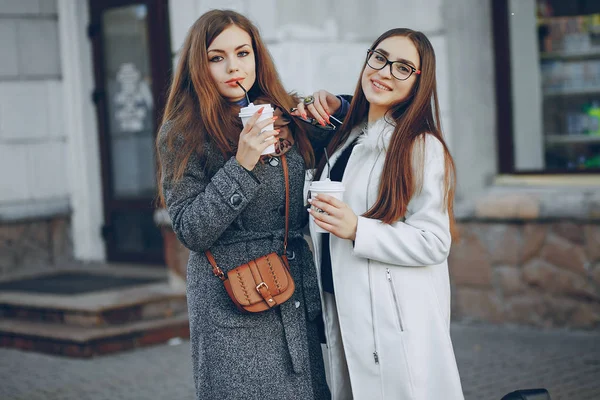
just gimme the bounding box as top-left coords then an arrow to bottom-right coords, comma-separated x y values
0,0 -> 599,328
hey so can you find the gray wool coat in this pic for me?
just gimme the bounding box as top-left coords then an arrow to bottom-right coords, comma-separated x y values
158,121 -> 331,400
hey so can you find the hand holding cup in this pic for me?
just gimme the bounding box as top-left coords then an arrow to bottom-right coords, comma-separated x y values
236,107 -> 279,170
308,193 -> 358,240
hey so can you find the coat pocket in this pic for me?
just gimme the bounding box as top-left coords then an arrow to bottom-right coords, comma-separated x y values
386,268 -> 405,332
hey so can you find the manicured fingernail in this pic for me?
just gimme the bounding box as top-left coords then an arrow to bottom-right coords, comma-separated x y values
325,117 -> 331,124
319,120 -> 326,126
275,129 -> 281,133
258,106 -> 265,114
308,198 -> 313,203
273,116 -> 278,121
302,113 -> 307,119
307,208 -> 312,213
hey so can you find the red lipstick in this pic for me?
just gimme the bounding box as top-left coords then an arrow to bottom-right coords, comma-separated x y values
225,77 -> 244,87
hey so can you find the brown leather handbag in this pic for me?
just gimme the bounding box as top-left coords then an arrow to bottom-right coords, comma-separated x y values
204,155 -> 295,313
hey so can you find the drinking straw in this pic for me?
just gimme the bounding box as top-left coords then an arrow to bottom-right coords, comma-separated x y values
236,81 -> 250,104
324,148 -> 331,179
329,115 -> 343,125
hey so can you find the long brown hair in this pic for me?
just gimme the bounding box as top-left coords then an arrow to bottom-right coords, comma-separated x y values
156,10 -> 314,206
318,28 -> 457,239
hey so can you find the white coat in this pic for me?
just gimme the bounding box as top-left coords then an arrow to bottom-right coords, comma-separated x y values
309,118 -> 465,400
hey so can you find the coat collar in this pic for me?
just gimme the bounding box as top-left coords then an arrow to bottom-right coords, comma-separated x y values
356,117 -> 395,151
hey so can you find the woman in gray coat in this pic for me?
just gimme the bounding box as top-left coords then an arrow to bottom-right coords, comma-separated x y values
156,10 -> 330,400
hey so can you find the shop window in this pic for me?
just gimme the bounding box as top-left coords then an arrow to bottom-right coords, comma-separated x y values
494,0 -> 600,173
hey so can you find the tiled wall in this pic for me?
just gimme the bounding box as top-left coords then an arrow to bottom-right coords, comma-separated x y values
167,0 -> 453,147
0,0 -> 69,222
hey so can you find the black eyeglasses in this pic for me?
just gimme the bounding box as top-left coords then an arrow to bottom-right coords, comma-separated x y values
366,49 -> 421,81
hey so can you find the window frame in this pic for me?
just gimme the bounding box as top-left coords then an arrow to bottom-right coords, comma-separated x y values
492,0 -> 600,175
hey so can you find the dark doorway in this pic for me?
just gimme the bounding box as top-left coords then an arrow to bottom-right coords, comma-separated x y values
89,0 -> 171,264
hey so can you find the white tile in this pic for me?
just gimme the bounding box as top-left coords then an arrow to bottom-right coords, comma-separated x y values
45,80 -> 65,139
309,43 -> 367,95
0,144 -> 30,202
197,0 -> 245,15
17,19 -> 61,77
274,0 -> 330,38
0,82 -> 42,139
27,141 -> 68,199
0,0 -> 40,15
269,43 -> 313,95
246,0 -> 277,41
271,42 -> 366,96
331,0 -> 375,41
38,0 -> 57,15
0,20 -> 19,78
440,112 -> 453,152
273,0 -> 443,43
429,35 -> 450,116
374,0 -> 443,34
0,81 -> 48,140
168,0 -> 196,54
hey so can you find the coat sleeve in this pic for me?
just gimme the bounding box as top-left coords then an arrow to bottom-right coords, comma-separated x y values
352,135 -> 452,266
158,123 -> 261,253
299,94 -> 353,161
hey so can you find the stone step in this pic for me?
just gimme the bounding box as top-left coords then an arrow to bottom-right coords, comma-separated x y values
0,282 -> 187,327
0,313 -> 190,357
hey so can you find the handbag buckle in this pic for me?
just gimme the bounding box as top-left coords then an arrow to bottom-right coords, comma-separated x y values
256,282 -> 275,304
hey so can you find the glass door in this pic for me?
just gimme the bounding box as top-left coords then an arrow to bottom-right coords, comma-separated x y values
89,0 -> 171,263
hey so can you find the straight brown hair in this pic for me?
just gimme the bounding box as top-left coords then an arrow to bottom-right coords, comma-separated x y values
317,28 -> 457,239
156,10 -> 314,207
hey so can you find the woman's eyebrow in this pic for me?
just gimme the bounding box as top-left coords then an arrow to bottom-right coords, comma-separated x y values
375,47 -> 417,68
208,44 -> 251,53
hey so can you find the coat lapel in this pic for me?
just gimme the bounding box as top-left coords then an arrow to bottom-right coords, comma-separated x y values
320,118 -> 395,181
318,124 -> 365,181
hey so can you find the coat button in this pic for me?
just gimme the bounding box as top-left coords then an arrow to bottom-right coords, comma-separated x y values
278,205 -> 285,216
229,193 -> 242,206
294,301 -> 300,309
286,250 -> 295,260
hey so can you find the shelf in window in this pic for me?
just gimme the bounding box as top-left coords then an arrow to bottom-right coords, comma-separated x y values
546,134 -> 600,144
543,87 -> 600,97
540,49 -> 600,61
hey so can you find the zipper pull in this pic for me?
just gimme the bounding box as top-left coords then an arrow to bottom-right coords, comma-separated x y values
373,352 -> 379,364
386,268 -> 391,281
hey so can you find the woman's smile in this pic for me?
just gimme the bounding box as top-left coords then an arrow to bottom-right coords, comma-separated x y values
371,79 -> 393,92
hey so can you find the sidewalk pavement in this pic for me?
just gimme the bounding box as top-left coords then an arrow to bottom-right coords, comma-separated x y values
2,322 -> 599,400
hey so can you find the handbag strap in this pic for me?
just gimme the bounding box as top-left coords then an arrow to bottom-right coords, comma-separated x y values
205,154 -> 290,279
281,154 -> 290,253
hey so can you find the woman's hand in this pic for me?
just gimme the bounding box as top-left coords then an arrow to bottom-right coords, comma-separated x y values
236,107 -> 279,170
292,90 -> 341,127
308,194 -> 358,240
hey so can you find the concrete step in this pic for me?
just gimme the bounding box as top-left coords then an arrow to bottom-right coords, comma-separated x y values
0,280 -> 187,327
0,312 -> 190,357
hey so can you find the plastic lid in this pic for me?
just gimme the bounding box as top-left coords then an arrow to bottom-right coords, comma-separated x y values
239,103 -> 274,116
309,180 -> 345,191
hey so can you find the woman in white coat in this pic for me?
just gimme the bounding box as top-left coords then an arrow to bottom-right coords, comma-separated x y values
295,28 -> 465,399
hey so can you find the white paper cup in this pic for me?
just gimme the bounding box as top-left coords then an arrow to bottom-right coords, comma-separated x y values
308,180 -> 345,233
239,103 -> 275,155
